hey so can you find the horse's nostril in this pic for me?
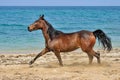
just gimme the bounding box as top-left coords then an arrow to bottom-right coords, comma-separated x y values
28,27 -> 31,32
28,27 -> 29,30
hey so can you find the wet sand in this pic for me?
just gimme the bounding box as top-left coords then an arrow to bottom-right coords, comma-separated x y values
0,48 -> 120,80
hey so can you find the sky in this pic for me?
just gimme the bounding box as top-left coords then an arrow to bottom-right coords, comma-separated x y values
0,0 -> 120,6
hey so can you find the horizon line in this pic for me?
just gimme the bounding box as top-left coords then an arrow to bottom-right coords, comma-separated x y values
0,5 -> 120,7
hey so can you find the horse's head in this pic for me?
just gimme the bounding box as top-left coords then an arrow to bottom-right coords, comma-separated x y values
28,15 -> 46,32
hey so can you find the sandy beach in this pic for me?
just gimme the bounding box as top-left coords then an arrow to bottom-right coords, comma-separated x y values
0,48 -> 120,80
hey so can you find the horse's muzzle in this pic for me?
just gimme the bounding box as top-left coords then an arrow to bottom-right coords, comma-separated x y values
28,27 -> 31,32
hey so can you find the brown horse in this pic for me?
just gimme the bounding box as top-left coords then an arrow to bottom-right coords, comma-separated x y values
28,15 -> 112,66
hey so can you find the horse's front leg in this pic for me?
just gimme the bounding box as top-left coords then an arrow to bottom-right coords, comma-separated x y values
54,52 -> 63,66
29,48 -> 49,65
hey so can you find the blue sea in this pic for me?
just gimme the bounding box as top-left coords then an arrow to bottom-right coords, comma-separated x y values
0,6 -> 120,53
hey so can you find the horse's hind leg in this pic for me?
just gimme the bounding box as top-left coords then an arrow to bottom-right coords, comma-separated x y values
94,52 -> 101,64
87,53 -> 93,64
89,50 -> 101,64
84,49 -> 100,64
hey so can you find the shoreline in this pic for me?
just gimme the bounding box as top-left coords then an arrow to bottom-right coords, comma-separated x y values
0,47 -> 120,54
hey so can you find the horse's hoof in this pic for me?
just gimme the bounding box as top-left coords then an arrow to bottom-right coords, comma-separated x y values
98,62 -> 101,64
60,64 -> 63,67
29,60 -> 34,65
88,63 -> 92,65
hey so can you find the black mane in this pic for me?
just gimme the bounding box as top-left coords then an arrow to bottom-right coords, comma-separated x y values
44,20 -> 63,40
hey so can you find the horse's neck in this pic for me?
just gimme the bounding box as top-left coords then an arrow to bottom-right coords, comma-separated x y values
42,26 -> 50,45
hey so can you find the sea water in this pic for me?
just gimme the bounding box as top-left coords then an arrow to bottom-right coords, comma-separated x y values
0,6 -> 120,53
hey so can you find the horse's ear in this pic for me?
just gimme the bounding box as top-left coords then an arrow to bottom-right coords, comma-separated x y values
41,14 -> 44,18
40,14 -> 44,20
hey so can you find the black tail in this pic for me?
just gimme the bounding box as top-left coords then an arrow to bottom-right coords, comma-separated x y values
93,29 -> 112,52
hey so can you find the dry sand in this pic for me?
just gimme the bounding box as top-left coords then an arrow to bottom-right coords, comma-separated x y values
0,48 -> 120,80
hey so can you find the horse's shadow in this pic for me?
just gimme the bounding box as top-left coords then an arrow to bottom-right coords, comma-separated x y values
29,61 -> 111,68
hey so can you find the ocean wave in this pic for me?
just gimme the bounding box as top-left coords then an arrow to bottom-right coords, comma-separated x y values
0,24 -> 25,27
0,32 -> 7,35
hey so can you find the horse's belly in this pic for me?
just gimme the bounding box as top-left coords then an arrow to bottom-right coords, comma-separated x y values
59,42 -> 79,52
60,46 -> 79,52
